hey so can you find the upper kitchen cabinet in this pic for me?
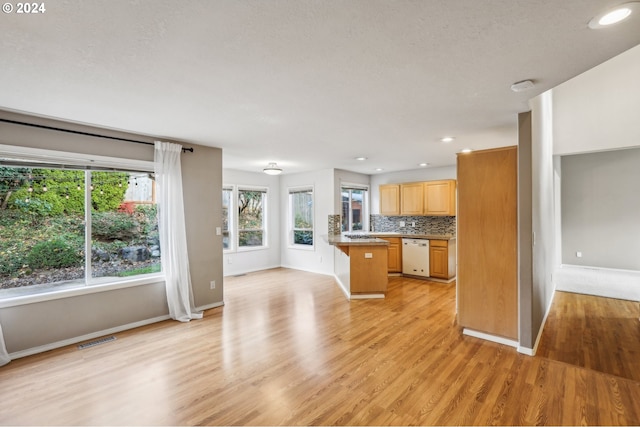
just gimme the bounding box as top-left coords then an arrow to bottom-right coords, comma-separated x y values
400,183 -> 424,215
424,180 -> 456,216
379,180 -> 457,216
379,184 -> 400,215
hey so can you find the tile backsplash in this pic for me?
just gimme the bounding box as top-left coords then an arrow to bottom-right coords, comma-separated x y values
370,214 -> 456,236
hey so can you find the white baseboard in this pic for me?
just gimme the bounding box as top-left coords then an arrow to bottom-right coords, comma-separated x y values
463,328 -> 519,348
223,264 -> 282,277
555,264 -> 640,301
350,293 -> 385,299
333,274 -> 351,300
8,315 -> 171,361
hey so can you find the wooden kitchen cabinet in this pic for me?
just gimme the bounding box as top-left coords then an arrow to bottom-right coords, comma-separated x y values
381,237 -> 402,273
379,184 -> 400,215
429,239 -> 456,280
400,183 -> 424,215
424,180 -> 456,216
457,146 -> 518,340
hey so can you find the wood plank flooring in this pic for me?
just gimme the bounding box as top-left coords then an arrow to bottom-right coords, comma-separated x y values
537,290 -> 640,382
0,268 -> 639,425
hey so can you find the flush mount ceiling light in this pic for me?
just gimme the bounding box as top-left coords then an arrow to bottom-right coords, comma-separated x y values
263,162 -> 283,175
510,80 -> 535,92
440,137 -> 455,143
589,2 -> 639,29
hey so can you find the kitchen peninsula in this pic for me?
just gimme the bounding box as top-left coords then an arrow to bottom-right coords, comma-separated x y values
327,234 -> 389,299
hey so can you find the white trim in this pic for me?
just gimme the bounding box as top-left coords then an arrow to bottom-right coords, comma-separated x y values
223,264 -> 282,277
463,328 -> 519,348
518,285 -> 557,356
0,275 -> 165,308
279,264 -> 333,276
555,264 -> 640,301
350,293 -> 385,299
7,314 -> 171,361
333,274 -> 351,300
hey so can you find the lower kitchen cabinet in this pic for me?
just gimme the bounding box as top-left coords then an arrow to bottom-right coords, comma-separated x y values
381,237 -> 402,273
429,239 -> 456,280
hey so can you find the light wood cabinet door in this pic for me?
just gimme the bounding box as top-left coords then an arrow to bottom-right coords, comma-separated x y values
457,146 -> 518,340
380,184 -> 400,215
424,180 -> 456,216
382,237 -> 402,273
429,240 -> 448,279
400,183 -> 424,215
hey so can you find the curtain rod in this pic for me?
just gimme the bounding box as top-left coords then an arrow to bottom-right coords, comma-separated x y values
0,118 -> 194,153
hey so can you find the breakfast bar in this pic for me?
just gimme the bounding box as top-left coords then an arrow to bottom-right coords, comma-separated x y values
326,234 -> 389,299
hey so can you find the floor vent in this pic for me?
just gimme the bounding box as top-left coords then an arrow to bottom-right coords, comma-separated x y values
78,336 -> 116,350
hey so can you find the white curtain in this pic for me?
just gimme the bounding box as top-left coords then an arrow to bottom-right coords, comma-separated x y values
154,141 -> 203,322
0,323 -> 10,366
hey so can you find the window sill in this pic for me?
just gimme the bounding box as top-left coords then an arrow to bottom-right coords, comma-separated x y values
0,274 -> 165,309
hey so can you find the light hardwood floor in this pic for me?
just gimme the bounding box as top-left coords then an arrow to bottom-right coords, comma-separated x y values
0,268 -> 639,425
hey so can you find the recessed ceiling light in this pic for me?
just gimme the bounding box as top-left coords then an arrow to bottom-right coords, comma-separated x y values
440,137 -> 455,143
418,163 -> 429,167
374,168 -> 384,171
589,2 -> 639,29
460,148 -> 473,154
355,156 -> 368,161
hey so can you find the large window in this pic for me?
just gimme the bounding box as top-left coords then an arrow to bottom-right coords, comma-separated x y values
238,188 -> 267,248
341,185 -> 368,232
289,187 -> 313,246
0,158 -> 161,298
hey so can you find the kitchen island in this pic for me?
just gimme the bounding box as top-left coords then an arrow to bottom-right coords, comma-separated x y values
326,234 -> 389,299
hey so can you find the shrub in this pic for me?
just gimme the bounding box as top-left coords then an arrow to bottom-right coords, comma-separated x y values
91,211 -> 140,241
0,247 -> 27,276
26,239 -> 82,270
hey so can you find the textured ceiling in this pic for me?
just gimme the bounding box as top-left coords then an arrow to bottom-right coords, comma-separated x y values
1,0 -> 640,174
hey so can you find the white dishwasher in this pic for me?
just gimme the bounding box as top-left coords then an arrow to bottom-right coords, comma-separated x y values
402,238 -> 430,277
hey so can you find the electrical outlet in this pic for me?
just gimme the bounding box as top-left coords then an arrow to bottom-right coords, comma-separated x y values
399,221 -> 406,227
411,221 -> 416,227
364,252 -> 373,258
215,227 -> 221,236
576,251 -> 582,258
210,280 -> 216,289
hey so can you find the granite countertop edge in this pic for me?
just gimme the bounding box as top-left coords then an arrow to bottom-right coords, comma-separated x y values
325,233 -> 456,246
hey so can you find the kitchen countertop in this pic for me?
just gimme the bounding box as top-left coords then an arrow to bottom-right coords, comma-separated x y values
326,233 -> 456,246
325,234 -> 390,246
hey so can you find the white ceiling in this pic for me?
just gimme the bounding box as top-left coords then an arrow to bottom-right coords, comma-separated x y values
1,0 -> 640,175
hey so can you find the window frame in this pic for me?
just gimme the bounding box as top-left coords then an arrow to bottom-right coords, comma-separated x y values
236,186 -> 268,251
222,185 -> 234,252
0,144 -> 164,305
341,183 -> 369,233
288,185 -> 314,250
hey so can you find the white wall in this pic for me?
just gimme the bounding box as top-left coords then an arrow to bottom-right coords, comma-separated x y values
553,43 -> 640,156
524,91 -> 559,353
222,169 -> 281,276
370,166 -> 456,214
280,169 -> 335,275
